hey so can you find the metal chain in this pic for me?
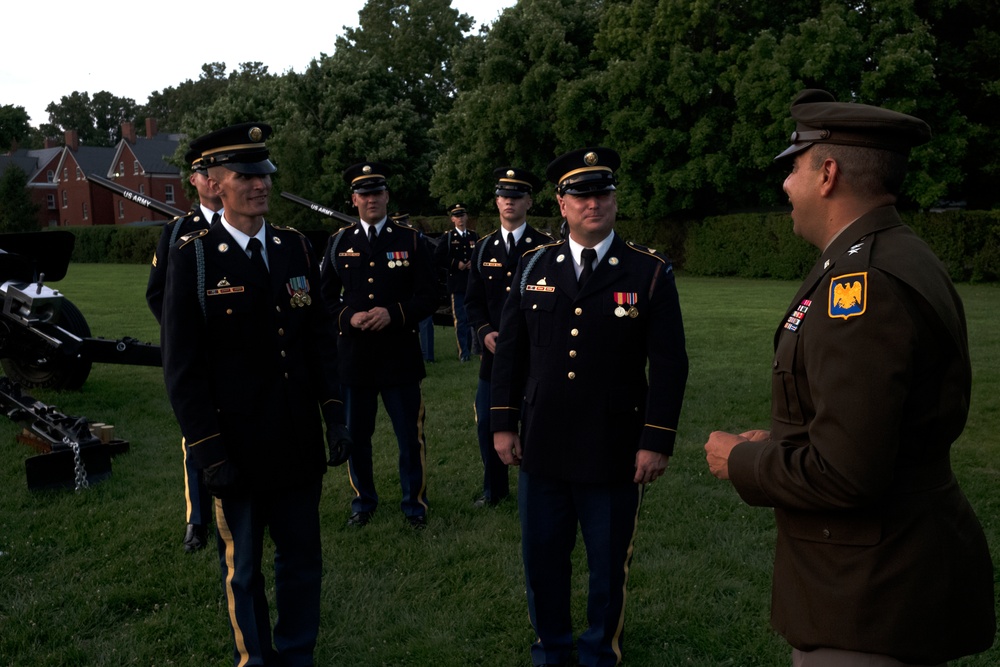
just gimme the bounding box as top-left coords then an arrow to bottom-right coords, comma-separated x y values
66,436 -> 90,491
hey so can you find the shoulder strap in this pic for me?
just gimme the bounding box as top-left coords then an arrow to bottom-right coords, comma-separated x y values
194,238 -> 206,320
325,227 -> 348,277
475,233 -> 491,267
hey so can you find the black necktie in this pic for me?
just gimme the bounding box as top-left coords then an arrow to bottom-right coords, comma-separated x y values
506,232 -> 515,259
368,225 -> 377,247
211,212 -> 221,226
247,238 -> 268,275
579,248 -> 597,287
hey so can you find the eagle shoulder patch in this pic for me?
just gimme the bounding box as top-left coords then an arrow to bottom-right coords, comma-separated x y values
828,272 -> 867,319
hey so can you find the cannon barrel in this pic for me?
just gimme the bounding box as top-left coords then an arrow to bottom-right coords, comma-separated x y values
280,191 -> 358,226
88,173 -> 187,219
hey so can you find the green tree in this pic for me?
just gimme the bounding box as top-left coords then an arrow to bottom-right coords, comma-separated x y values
730,0 -> 959,209
141,62 -> 230,133
0,166 -> 39,232
271,55 -> 425,228
341,0 -> 473,121
175,64 -> 292,205
272,0 -> 473,219
41,91 -> 138,146
91,91 -> 140,145
914,0 -> 1000,208
0,104 -> 31,151
430,0 -> 604,214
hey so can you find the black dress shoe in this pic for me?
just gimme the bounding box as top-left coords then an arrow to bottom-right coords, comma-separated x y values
347,511 -> 373,527
407,515 -> 427,530
183,523 -> 207,552
473,493 -> 507,508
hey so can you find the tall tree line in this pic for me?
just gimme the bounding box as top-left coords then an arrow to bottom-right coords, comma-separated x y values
15,0 -> 1000,228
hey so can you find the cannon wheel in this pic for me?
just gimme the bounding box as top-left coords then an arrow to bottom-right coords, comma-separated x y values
0,299 -> 93,390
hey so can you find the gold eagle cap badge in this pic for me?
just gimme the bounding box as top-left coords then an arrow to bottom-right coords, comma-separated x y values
249,126 -> 263,142
584,151 -> 598,166
506,169 -> 515,178
363,165 -> 372,174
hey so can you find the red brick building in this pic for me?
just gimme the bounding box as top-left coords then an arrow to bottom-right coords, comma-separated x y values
1,119 -> 191,228
0,146 -> 62,227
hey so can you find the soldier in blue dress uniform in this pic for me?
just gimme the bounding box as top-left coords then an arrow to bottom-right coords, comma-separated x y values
491,147 -> 689,667
464,166 -> 551,507
320,162 -> 438,529
435,203 -> 478,361
146,142 -> 222,552
162,122 -> 350,667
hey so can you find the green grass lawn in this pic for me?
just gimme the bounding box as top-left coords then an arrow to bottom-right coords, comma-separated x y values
0,265 -> 996,666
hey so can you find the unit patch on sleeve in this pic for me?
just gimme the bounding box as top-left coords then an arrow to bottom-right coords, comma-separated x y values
828,272 -> 867,319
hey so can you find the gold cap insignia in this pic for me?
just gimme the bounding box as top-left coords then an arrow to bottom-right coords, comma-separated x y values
363,165 -> 372,174
506,169 -> 515,178
584,151 -> 599,166
249,126 -> 263,142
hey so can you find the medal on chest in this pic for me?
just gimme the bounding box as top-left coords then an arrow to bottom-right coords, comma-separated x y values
287,275 -> 312,307
613,292 -> 639,318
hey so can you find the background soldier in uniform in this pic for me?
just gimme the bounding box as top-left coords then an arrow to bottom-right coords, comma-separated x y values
491,147 -> 688,667
435,203 -> 478,361
162,122 -> 350,667
705,90 -> 995,666
320,162 -> 438,529
146,142 -> 222,552
464,166 -> 550,507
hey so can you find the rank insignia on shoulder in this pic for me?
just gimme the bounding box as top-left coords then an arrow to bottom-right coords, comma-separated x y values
178,228 -> 210,246
829,273 -> 867,319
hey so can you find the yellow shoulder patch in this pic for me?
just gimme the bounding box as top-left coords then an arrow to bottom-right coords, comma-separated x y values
828,272 -> 867,319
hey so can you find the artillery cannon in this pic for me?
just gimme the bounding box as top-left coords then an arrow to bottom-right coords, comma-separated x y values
0,229 -> 161,390
0,228 -> 158,489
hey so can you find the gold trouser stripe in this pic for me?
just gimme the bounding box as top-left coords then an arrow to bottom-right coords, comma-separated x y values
611,483 -> 644,662
450,294 -> 462,354
414,384 -> 429,511
181,438 -> 193,522
215,499 -> 251,667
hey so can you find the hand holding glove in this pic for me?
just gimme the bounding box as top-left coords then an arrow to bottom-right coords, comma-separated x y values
326,423 -> 353,467
203,460 -> 241,498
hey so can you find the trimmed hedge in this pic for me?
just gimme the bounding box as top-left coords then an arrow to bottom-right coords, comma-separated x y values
56,209 -> 1000,284
67,225 -> 162,265
681,209 -> 1000,283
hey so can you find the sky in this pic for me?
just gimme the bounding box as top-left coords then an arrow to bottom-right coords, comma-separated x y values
2,0 -> 517,128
